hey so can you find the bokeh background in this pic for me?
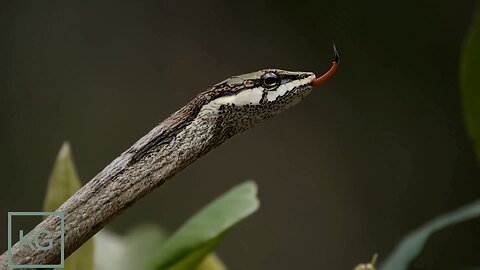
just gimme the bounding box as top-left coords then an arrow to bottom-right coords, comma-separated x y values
1,1 -> 480,269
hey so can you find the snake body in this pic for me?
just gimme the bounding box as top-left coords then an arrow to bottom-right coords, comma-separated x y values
0,57 -> 338,268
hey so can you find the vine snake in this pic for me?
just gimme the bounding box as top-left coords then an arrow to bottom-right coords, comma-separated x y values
0,46 -> 339,268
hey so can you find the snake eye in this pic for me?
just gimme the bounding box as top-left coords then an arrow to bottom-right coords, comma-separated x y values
262,72 -> 280,89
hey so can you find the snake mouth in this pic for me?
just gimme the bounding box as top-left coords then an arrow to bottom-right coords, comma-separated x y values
311,44 -> 340,86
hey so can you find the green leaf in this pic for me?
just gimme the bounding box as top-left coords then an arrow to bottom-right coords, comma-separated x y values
148,181 -> 260,270
93,230 -> 126,270
166,234 -> 225,270
118,224 -> 169,270
195,253 -> 227,270
94,226 -> 227,270
93,226 -> 168,270
43,142 -> 94,270
380,199 -> 480,270
461,3 -> 480,161
43,142 -> 82,212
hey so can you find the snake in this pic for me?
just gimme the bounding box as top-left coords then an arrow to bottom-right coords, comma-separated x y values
0,45 -> 339,268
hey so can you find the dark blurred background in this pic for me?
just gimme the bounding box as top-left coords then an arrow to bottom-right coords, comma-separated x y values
1,1 -> 480,269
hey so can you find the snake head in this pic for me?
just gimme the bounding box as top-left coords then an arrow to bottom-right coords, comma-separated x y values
211,69 -> 316,108
204,69 -> 314,133
208,44 -> 339,112
201,46 -> 339,132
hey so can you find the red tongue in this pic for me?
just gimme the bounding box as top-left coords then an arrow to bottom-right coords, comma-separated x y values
311,44 -> 340,86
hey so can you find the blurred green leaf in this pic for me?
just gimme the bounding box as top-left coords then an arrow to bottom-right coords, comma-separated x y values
43,142 -> 81,212
93,225 -> 168,270
165,235 -> 224,270
118,224 -> 169,270
195,253 -> 227,270
94,226 -> 226,270
148,181 -> 259,270
43,142 -> 94,270
354,254 -> 378,270
380,199 -> 480,270
93,230 -> 126,270
461,3 -> 480,161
